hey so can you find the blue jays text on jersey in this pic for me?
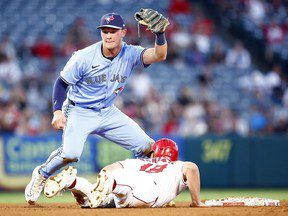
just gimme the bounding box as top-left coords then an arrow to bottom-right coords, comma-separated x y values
60,41 -> 146,109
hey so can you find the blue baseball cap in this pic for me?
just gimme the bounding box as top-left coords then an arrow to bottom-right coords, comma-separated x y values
97,13 -> 126,29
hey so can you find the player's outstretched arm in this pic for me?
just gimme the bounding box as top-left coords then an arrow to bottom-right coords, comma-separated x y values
182,162 -> 205,207
134,8 -> 168,65
51,77 -> 69,130
142,40 -> 167,65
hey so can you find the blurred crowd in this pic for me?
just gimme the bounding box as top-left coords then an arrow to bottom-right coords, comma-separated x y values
211,0 -> 288,64
1,0 -> 288,137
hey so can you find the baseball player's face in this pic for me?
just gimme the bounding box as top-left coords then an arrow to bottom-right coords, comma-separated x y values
101,27 -> 127,51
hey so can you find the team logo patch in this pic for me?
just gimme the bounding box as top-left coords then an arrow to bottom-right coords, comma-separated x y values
114,86 -> 124,94
105,15 -> 114,23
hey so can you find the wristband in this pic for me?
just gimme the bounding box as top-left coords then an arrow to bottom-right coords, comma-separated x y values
155,32 -> 166,46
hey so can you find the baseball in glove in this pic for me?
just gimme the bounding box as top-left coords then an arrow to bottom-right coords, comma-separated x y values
134,8 -> 170,35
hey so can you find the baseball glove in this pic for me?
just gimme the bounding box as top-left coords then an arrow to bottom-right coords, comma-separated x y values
134,8 -> 170,34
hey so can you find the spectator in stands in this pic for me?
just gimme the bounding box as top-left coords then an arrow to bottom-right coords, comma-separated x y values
271,106 -> 288,133
59,40 -> 77,57
273,116 -> 288,133
263,19 -> 285,59
191,10 -> 214,37
170,25 -> 192,50
31,35 -> 55,59
142,88 -> 166,132
264,64 -> 286,105
192,26 -> 211,55
225,41 -> 251,69
281,17 -> 288,35
210,0 -> 288,65
185,42 -> 206,65
192,68 -> 214,103
282,86 -> 288,108
234,113 -> 249,136
253,89 -> 271,110
168,0 -> 192,16
0,50 -> 22,85
204,100 -> 222,133
218,107 -> 235,135
238,70 -> 266,92
162,103 -> 181,135
177,86 -> 192,107
129,69 -> 152,101
178,101 -> 207,136
166,43 -> 182,64
0,34 -> 17,60
0,101 -> 20,133
249,105 -> 268,134
65,17 -> 91,50
124,20 -> 140,45
10,85 -> 27,110
246,0 -> 266,25
209,42 -> 225,65
17,39 -> 32,60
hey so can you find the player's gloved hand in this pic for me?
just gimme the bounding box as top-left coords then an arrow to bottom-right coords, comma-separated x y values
51,110 -> 67,130
134,8 -> 170,34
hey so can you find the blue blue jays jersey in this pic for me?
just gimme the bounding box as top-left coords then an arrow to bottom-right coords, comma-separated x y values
60,41 -> 146,109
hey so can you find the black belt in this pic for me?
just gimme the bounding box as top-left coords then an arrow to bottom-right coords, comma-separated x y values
68,99 -> 103,111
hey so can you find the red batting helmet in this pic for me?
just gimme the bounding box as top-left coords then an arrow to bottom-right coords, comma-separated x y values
151,138 -> 179,161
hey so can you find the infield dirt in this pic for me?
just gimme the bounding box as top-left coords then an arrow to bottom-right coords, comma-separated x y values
1,201 -> 287,216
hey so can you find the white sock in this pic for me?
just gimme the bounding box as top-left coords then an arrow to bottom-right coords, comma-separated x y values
72,177 -> 93,195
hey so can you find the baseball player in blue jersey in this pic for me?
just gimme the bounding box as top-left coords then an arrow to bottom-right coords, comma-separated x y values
25,9 -> 170,205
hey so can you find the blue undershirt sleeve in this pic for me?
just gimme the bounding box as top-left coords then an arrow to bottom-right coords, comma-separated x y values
52,76 -> 69,112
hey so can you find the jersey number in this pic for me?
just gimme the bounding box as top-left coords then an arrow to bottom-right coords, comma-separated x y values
140,163 -> 168,173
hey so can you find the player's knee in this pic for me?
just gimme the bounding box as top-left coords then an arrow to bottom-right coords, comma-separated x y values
61,150 -> 81,161
143,139 -> 155,157
63,157 -> 79,164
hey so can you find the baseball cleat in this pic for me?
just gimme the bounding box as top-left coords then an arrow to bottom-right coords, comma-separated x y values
71,189 -> 90,208
25,166 -> 47,205
44,166 -> 77,198
88,169 -> 113,208
163,200 -> 176,207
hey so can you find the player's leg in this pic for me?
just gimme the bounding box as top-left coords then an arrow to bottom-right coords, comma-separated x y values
44,166 -> 92,208
88,162 -> 123,208
89,167 -> 158,208
46,170 -> 94,208
44,166 -> 77,198
44,163 -> 121,208
110,171 -> 159,208
25,106 -> 96,204
97,105 -> 155,158
88,168 -> 117,208
70,176 -> 94,208
72,175 -> 115,208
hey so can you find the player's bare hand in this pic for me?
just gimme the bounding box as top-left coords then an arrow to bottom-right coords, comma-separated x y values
189,201 -> 207,207
51,110 -> 67,130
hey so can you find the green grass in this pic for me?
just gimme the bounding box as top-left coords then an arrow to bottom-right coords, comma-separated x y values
1,189 -> 287,204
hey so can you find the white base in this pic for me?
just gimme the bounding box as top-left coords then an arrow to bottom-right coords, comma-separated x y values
205,197 -> 280,207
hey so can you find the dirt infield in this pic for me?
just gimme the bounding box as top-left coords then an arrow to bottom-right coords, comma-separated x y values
1,201 -> 287,216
